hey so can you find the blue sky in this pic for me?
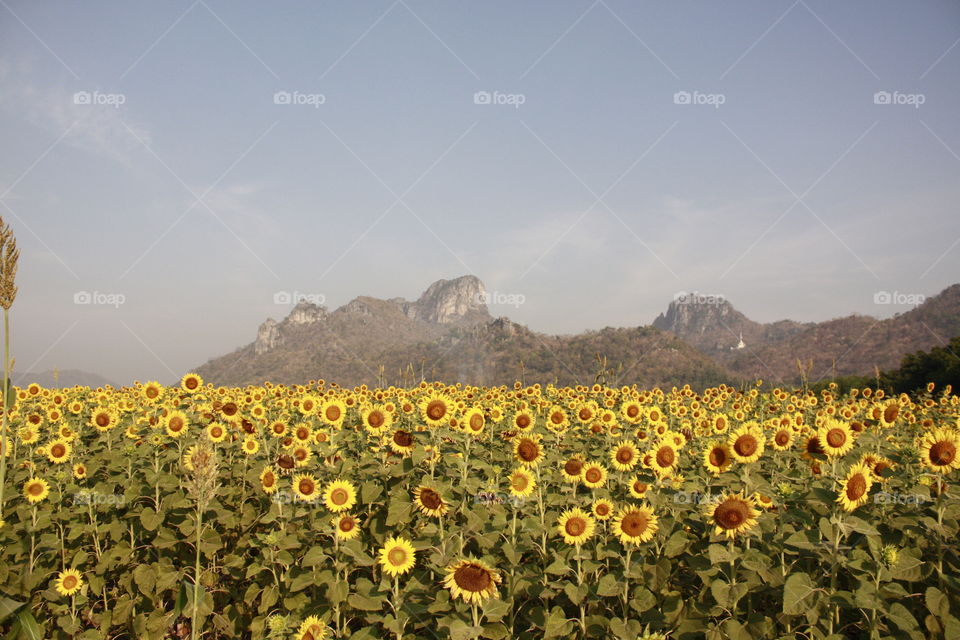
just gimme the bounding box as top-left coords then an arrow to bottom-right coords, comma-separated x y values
2,0 -> 959,385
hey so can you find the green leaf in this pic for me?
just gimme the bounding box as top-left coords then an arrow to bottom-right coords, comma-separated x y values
926,586 -> 949,620
543,606 -> 573,638
347,593 -> 383,611
139,507 -> 162,531
15,610 -> 42,640
783,573 -> 817,615
596,574 -> 620,597
0,598 -> 24,624
663,530 -> 690,558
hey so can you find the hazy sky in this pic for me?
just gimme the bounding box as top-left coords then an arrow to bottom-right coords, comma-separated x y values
2,0 -> 959,385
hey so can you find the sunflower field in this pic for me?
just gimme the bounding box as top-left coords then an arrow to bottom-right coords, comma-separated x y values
0,375 -> 959,640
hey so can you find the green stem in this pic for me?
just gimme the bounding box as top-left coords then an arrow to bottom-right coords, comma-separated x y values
191,507 -> 203,640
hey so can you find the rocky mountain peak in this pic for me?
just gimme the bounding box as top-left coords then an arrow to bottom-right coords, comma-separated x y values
653,292 -> 741,335
286,301 -> 326,325
405,275 -> 490,324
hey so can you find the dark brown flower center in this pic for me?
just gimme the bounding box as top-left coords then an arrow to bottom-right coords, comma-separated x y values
454,564 -> 492,592
709,447 -> 727,467
564,459 -> 583,475
427,401 -> 446,420
565,517 -> 587,537
826,428 -> 846,448
734,435 -> 757,457
616,447 -> 634,463
298,478 -> 315,495
620,511 -> 649,536
418,488 -> 442,510
930,441 -> 956,466
517,440 -> 539,461
846,473 -> 867,500
584,467 -> 601,483
715,499 -> 748,529
656,446 -> 675,467
393,430 -> 413,447
330,487 -> 348,505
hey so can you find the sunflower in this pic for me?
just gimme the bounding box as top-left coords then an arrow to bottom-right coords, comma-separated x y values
207,422 -> 227,443
702,442 -> 732,475
295,615 -> 330,640
507,467 -> 536,498
180,373 -> 203,393
72,463 -> 87,479
443,558 -> 501,604
591,498 -> 615,521
463,408 -> 486,436
512,409 -> 535,432
628,476 -> 650,499
817,419 -> 855,458
546,405 -> 570,432
557,507 -> 595,545
575,401 -> 599,424
89,407 -> 118,432
705,493 -> 760,539
362,404 -> 393,434
920,427 -> 960,474
560,455 -> 585,483
770,426 -> 794,451
753,493 -> 775,510
322,480 -> 357,512
319,399 -> 347,428
837,463 -> 874,511
612,505 -> 659,545
513,434 -> 543,467
47,439 -> 71,464
420,393 -> 453,427
292,474 -> 321,502
727,425 -> 764,464
260,467 -> 279,494
620,400 -> 644,424
241,436 -> 260,455
164,411 -> 189,438
54,569 -> 84,597
388,429 -> 415,455
649,443 -> 679,476
332,514 -> 361,541
610,441 -> 640,472
141,381 -> 164,403
860,454 -> 895,481
581,463 -> 608,489
23,477 -> 50,504
378,536 -> 416,577
413,486 -> 448,517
